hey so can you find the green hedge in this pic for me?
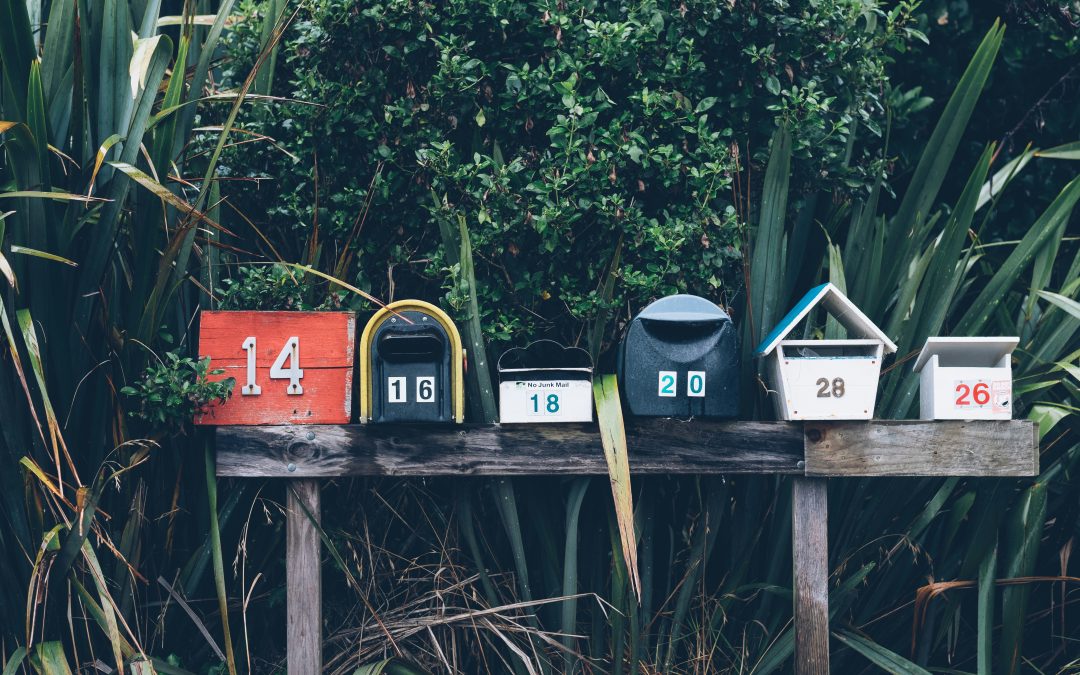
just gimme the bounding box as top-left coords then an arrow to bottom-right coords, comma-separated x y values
223,0 -> 920,348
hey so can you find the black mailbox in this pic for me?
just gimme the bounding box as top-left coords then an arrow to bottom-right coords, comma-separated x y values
359,300 -> 465,423
616,294 -> 738,418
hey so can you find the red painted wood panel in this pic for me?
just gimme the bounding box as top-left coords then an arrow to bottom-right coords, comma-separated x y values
196,311 -> 356,425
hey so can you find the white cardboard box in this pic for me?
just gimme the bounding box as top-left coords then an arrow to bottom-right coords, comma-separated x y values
913,337 -> 1018,420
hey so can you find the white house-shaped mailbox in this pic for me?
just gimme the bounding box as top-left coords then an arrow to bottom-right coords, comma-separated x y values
912,337 -> 1018,420
498,340 -> 594,423
756,283 -> 897,420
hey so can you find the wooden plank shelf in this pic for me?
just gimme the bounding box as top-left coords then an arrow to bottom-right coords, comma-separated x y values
216,418 -> 1037,675
216,419 -> 1037,478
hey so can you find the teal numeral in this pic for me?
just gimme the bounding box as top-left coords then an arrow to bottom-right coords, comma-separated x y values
531,393 -> 560,413
660,374 -> 675,395
689,374 -> 703,395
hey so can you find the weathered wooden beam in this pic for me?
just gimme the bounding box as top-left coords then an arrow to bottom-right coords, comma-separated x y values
792,477 -> 830,675
217,420 -> 1037,478
216,420 -> 805,477
803,420 -> 1037,477
286,479 -> 322,675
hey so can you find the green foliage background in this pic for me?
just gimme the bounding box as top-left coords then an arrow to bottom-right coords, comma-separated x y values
0,1 -> 1078,674
221,0 -> 920,346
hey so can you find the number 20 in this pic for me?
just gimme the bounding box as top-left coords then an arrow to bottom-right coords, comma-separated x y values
241,337 -> 304,396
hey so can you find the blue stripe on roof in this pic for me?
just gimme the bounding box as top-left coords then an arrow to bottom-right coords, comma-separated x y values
754,283 -> 830,354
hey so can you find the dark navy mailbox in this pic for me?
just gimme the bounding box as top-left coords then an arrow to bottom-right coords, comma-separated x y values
617,294 -> 739,418
359,300 -> 465,424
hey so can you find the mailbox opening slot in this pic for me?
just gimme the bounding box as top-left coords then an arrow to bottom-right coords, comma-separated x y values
640,315 -> 725,342
778,340 -> 882,360
377,330 -> 446,362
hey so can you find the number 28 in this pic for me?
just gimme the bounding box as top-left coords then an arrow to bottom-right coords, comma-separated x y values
816,377 -> 845,398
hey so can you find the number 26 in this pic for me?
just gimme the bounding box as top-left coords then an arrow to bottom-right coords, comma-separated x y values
955,382 -> 989,406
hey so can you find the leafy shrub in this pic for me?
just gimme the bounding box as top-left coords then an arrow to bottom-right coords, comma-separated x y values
218,263 -> 311,310
222,0 -> 923,348
121,353 -> 235,431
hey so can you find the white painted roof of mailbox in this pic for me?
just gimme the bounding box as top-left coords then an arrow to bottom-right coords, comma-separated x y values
913,336 -> 1019,372
755,283 -> 898,356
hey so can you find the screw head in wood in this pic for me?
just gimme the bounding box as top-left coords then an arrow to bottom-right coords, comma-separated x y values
306,431 -> 315,441
797,460 -> 805,470
287,463 -> 296,472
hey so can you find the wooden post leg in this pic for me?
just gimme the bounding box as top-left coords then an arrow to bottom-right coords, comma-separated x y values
792,476 -> 829,674
287,478 -> 322,675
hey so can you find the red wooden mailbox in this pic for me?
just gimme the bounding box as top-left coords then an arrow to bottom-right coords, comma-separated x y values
196,311 -> 356,425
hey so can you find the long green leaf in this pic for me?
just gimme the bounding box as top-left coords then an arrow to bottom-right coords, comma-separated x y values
16,308 -> 71,487
455,214 -> 496,422
560,477 -> 590,670
587,235 -> 622,362
150,34 -> 190,174
26,61 -> 51,191
9,246 -> 77,267
204,440 -> 239,675
878,22 -> 1003,313
1037,290 -> 1080,321
593,374 -> 640,602
95,0 -> 134,146
2,647 -> 26,675
75,33 -> 172,328
173,0 -> 239,161
977,541 -> 997,675
34,642 -> 73,675
1035,140 -> 1080,160
493,478 -> 533,603
748,124 -> 792,345
956,175 -> 1080,336
888,22 -> 1003,257
882,145 -> 994,417
834,630 -> 931,674
0,0 -> 36,117
998,482 -> 1047,674
81,539 -> 124,672
108,161 -> 230,233
976,148 -> 1034,211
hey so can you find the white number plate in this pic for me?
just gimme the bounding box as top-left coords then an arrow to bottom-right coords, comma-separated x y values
387,376 -> 407,403
499,379 -> 593,423
954,379 -> 1010,413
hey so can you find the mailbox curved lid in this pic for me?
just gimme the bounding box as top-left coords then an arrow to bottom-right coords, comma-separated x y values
635,294 -> 731,326
498,340 -> 593,373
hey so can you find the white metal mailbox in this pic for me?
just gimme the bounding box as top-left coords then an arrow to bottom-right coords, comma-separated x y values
498,340 -> 593,423
755,283 -> 897,421
913,337 -> 1018,420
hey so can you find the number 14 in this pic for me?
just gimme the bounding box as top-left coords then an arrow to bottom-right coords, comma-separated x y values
241,336 -> 303,396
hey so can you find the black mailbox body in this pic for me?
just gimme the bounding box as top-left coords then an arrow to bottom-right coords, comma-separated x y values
617,294 -> 739,418
369,311 -> 454,423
